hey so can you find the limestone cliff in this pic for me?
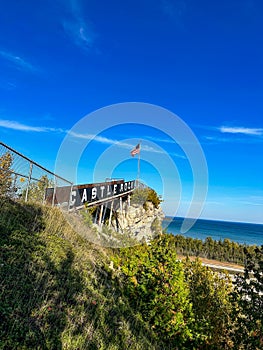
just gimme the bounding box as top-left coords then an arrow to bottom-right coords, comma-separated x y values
112,200 -> 165,242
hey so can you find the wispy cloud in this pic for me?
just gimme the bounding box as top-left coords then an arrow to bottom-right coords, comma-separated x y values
69,131 -> 186,158
63,20 -> 93,50
63,0 -> 94,50
68,131 -> 123,145
0,119 -> 185,158
241,195 -> 263,206
203,135 -> 230,143
145,135 -> 175,144
199,124 -> 263,144
0,50 -> 38,73
0,80 -> 17,90
240,201 -> 263,206
160,0 -> 186,27
219,126 -> 263,136
0,119 -> 59,133
69,131 -> 147,150
203,135 -> 263,144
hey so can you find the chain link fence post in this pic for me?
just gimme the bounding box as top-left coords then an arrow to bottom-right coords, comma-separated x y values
68,183 -> 73,211
52,176 -> 57,207
25,162 -> 33,202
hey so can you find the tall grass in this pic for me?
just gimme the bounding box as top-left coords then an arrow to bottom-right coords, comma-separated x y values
0,199 -> 161,349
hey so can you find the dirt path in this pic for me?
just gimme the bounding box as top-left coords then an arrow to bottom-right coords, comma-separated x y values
178,255 -> 244,273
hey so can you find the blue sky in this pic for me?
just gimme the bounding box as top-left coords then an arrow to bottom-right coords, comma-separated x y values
0,0 -> 262,224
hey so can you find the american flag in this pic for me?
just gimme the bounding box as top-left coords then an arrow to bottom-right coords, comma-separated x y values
130,143 -> 140,157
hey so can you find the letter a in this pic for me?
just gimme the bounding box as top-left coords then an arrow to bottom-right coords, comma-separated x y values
81,189 -> 87,202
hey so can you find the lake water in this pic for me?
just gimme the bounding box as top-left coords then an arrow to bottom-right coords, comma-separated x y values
162,217 -> 263,246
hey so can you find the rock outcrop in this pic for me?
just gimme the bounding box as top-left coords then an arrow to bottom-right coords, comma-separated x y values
112,200 -> 165,242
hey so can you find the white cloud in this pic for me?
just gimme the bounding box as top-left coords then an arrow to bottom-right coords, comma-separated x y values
161,0 -> 186,20
240,201 -> 263,206
63,20 -> 93,50
241,195 -> 263,206
69,131 -> 142,149
69,131 -> 186,158
146,135 -> 174,144
0,119 -> 57,132
0,119 -> 186,159
0,50 -> 38,73
68,131 -> 117,143
0,80 -> 17,90
219,126 -> 263,136
63,0 -> 94,50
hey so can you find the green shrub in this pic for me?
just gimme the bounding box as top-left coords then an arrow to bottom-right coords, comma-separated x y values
131,188 -> 161,209
113,235 -> 194,347
231,245 -> 263,349
0,151 -> 16,198
183,258 -> 233,348
80,207 -> 93,227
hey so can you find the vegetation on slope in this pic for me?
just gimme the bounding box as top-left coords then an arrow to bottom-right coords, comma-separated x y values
114,235 -> 234,349
1,198 -> 262,349
169,233 -> 259,266
0,198 -> 159,349
130,187 -> 162,209
231,245 -> 263,349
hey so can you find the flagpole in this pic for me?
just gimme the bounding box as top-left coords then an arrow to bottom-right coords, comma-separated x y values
137,141 -> 141,186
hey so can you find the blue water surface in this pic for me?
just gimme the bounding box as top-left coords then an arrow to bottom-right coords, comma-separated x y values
162,217 -> 263,246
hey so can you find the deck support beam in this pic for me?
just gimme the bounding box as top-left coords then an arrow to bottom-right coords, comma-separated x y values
98,204 -> 104,227
108,200 -> 114,227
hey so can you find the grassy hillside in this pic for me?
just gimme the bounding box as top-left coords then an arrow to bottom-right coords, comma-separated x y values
0,199 -> 160,350
2,199 -> 262,349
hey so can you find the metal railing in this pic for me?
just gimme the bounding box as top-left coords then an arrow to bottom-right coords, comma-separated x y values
0,141 -> 73,207
135,179 -> 149,189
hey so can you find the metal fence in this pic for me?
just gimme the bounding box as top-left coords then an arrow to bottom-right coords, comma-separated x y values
0,141 -> 73,208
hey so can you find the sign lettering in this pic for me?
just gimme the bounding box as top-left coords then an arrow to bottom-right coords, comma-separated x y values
47,180 -> 136,208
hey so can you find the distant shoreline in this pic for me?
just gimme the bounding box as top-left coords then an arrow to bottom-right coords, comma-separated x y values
163,216 -> 263,226
162,216 -> 263,247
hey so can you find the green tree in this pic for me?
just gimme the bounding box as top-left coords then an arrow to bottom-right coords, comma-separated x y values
27,175 -> 50,202
131,187 -> 161,209
113,235 -> 194,347
0,151 -> 16,197
231,245 -> 263,349
184,258 -> 233,348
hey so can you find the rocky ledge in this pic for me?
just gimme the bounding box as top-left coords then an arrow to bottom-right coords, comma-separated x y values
112,200 -> 165,242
